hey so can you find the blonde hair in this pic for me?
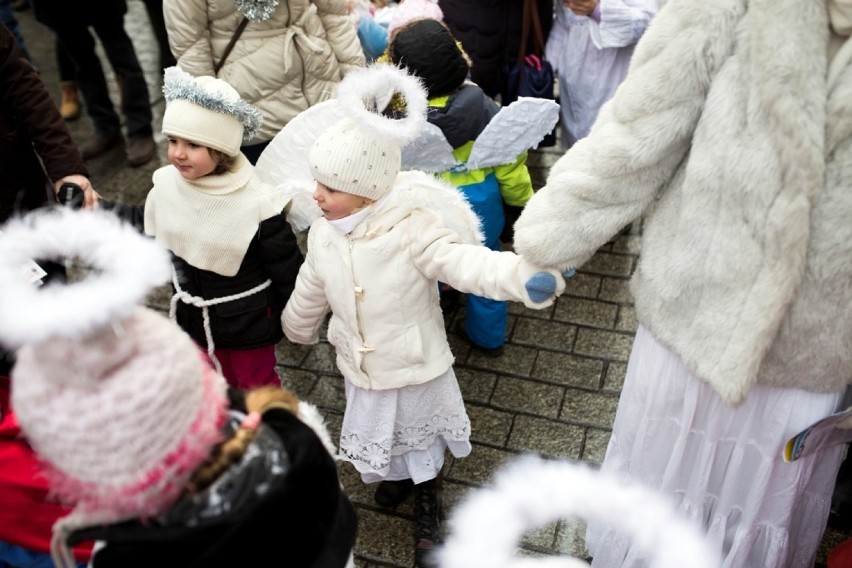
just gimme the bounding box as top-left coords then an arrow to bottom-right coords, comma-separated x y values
187,387 -> 300,492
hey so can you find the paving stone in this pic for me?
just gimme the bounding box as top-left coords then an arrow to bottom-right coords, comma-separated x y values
308,374 -> 347,412
561,273 -> 602,299
455,366 -> 497,404
492,377 -> 565,419
276,340 -> 311,367
507,415 -> 584,460
599,277 -> 634,304
555,520 -> 591,558
352,508 -> 413,567
581,251 -> 635,277
466,343 -> 538,376
574,328 -> 634,361
602,361 -> 629,393
511,317 -> 577,351
467,404 -> 513,446
532,352 -> 603,389
278,368 -> 319,400
615,305 -> 639,332
553,297 -> 618,329
301,342 -> 343,375
448,444 -> 519,486
561,391 -> 620,429
582,428 -> 613,466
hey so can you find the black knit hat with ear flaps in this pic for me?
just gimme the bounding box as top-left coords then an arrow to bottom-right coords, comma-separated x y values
389,19 -> 470,98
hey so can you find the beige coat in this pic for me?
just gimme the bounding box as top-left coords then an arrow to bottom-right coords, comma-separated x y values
283,173 -> 564,390
514,0 -> 852,406
164,0 -> 365,144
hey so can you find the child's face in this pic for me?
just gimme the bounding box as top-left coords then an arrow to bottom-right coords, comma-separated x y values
313,182 -> 370,220
167,136 -> 217,181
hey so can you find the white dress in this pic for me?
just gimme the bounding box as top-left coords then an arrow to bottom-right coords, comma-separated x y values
339,367 -> 471,484
585,325 -> 847,568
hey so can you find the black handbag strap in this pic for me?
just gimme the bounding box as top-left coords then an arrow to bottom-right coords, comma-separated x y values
516,0 -> 547,65
214,18 -> 249,74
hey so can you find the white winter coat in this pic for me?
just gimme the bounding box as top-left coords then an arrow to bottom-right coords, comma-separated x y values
164,0 -> 365,144
283,172 -> 564,390
514,0 -> 852,406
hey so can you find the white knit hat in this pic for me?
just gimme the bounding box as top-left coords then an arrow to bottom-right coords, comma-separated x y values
308,64 -> 429,200
161,67 -> 263,157
388,0 -> 444,37
0,209 -> 228,567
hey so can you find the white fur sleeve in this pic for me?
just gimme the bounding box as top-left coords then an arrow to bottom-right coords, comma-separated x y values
513,0 -> 736,270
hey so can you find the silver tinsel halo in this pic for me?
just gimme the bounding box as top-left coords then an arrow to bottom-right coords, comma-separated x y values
235,0 -> 279,22
162,67 -> 263,142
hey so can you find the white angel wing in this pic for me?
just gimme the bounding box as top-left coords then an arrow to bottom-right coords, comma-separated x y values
400,121 -> 460,173
466,97 -> 560,171
395,170 -> 484,245
255,99 -> 348,191
255,99 -> 348,235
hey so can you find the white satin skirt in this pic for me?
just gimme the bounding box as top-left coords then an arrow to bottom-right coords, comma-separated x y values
585,325 -> 847,568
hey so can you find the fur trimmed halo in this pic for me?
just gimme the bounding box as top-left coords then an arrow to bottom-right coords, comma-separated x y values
162,66 -> 263,142
335,64 -> 428,149
0,209 -> 172,350
437,456 -> 720,568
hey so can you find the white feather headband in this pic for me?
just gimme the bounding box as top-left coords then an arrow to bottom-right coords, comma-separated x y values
437,456 -> 721,568
335,64 -> 428,149
162,66 -> 263,142
0,209 -> 171,350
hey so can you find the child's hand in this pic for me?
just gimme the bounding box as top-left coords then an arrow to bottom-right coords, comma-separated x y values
525,272 -> 560,304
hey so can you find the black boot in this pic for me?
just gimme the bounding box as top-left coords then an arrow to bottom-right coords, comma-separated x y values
413,476 -> 442,568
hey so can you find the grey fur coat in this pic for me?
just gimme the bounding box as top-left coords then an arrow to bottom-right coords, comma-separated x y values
513,0 -> 852,406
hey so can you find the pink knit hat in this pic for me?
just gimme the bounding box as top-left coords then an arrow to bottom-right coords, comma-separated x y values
0,209 -> 228,568
388,0 -> 444,37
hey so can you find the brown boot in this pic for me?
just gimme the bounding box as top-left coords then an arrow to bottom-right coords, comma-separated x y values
79,131 -> 123,160
59,81 -> 81,121
413,476 -> 442,568
126,135 -> 156,167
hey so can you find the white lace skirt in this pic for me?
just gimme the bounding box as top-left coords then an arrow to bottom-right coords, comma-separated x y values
586,325 -> 847,568
339,367 -> 472,484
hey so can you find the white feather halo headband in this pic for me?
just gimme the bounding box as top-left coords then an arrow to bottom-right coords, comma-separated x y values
437,456 -> 720,568
0,209 -> 171,350
335,63 -> 428,149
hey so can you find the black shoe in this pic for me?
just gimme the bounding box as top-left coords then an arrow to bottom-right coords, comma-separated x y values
413,477 -> 442,568
374,478 -> 414,508
455,321 -> 504,358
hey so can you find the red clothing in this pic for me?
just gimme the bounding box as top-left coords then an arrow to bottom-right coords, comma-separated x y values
0,376 -> 93,562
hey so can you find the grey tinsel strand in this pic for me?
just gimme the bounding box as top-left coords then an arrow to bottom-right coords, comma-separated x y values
234,0 -> 279,22
163,77 -> 263,142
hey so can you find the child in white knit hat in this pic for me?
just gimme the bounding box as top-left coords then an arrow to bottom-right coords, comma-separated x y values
0,209 -> 356,568
280,64 -> 566,568
103,67 -> 304,390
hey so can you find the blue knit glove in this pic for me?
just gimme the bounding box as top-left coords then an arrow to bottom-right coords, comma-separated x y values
525,272 -> 558,304
562,269 -> 576,278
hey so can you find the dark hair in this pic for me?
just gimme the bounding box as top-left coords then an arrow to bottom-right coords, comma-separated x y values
208,148 -> 237,175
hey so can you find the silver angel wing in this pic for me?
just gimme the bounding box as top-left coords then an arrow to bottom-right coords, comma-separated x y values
466,97 -> 560,171
400,121 -> 459,173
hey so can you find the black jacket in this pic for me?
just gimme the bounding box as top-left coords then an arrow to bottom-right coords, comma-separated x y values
100,201 -> 303,350
69,390 -> 357,568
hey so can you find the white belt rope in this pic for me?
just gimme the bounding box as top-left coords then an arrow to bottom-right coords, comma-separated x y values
169,270 -> 272,375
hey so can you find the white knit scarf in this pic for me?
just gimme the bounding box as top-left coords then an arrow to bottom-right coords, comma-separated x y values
145,154 -> 286,276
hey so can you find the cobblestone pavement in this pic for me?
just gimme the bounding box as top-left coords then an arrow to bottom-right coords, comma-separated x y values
14,4 -> 846,566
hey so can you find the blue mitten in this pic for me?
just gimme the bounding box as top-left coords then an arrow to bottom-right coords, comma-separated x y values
562,268 -> 576,278
525,272 -> 557,304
